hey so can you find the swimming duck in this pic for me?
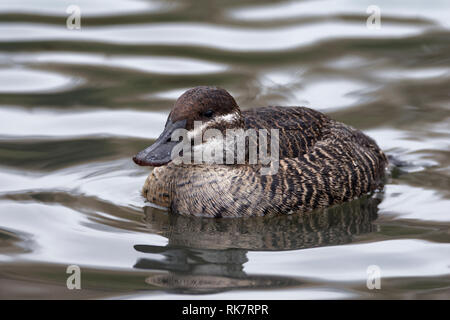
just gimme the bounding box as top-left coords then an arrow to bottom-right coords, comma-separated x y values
133,86 -> 387,217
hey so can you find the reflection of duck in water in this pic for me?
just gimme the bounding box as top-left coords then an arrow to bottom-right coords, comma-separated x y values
133,86 -> 387,217
135,245 -> 284,294
135,196 -> 381,294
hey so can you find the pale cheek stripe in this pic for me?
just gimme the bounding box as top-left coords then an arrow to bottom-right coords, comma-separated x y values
186,111 -> 240,139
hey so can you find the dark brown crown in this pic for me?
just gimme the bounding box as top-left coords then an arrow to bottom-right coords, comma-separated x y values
169,86 -> 240,129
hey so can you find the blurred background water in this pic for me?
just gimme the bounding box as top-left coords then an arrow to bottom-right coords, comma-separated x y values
0,0 -> 449,299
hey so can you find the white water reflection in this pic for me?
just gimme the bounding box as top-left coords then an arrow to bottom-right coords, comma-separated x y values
380,184 -> 450,222
0,159 -> 146,208
367,128 -> 450,154
375,68 -> 450,80
245,239 -> 450,281
0,68 -> 77,93
149,88 -> 191,100
11,53 -> 227,75
0,201 -> 167,267
0,22 -> 423,51
259,71 -> 369,110
0,0 -> 164,16
260,69 -> 305,88
326,55 -> 372,69
230,0 -> 450,28
127,287 -> 356,300
0,108 -> 167,139
292,79 -> 367,110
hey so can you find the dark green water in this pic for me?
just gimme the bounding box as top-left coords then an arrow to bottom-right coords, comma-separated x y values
0,0 -> 449,299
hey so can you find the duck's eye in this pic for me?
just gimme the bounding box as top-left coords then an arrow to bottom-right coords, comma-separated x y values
203,109 -> 214,118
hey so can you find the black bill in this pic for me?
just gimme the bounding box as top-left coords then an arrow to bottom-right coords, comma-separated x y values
133,119 -> 187,166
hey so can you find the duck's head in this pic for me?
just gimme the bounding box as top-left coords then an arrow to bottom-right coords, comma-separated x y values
133,86 -> 244,166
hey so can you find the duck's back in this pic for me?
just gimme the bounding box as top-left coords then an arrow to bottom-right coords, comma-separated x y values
243,106 -> 385,165
243,106 -> 329,158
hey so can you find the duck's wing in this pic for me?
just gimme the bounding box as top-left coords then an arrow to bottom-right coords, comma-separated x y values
242,106 -> 330,158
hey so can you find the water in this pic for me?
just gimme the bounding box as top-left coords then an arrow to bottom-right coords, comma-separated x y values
0,0 -> 449,299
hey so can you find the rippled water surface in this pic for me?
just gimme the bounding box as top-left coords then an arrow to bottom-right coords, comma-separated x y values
0,0 -> 449,299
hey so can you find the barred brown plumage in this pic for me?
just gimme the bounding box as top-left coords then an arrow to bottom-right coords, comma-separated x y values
136,86 -> 388,217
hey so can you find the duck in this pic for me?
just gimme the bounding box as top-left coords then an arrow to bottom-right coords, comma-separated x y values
133,86 -> 387,218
